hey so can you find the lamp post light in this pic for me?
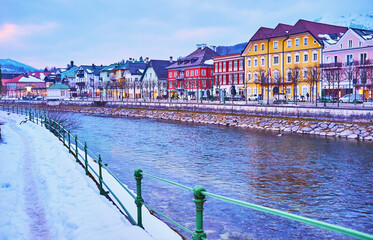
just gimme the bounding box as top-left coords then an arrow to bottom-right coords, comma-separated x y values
25,85 -> 32,119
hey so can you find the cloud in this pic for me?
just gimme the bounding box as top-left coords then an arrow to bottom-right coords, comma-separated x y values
0,22 -> 57,44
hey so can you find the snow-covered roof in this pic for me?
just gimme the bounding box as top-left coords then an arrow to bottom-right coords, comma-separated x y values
18,75 -> 45,83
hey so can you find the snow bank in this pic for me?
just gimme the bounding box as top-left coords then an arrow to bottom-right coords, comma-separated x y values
0,111 -> 182,240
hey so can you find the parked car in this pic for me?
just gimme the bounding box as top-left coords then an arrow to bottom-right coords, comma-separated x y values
338,94 -> 364,103
288,95 -> 306,102
248,94 -> 258,101
232,95 -> 245,101
35,96 -> 44,100
318,95 -> 338,103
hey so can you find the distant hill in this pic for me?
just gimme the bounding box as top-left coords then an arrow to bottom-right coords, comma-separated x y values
0,59 -> 39,73
315,13 -> 373,30
216,42 -> 247,55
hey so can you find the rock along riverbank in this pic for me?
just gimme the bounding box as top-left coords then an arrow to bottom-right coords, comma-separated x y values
16,104 -> 372,142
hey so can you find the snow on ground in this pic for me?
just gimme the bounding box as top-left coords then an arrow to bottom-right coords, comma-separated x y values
0,111 -> 182,240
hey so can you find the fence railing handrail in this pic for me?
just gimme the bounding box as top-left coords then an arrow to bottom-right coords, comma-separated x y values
2,104 -> 373,240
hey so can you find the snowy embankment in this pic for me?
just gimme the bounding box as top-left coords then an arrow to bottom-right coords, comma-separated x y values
0,111 -> 182,240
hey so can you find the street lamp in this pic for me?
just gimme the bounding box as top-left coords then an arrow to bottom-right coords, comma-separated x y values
25,85 -> 32,119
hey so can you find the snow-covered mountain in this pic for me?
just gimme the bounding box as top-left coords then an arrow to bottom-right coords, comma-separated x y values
0,59 -> 39,73
315,13 -> 373,30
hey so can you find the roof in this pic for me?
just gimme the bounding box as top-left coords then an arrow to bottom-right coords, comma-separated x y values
212,52 -> 242,59
60,66 -> 78,79
250,27 -> 274,41
352,28 -> 373,40
29,71 -> 52,80
48,84 -> 69,89
79,65 -> 106,75
148,60 -> 174,79
4,74 -> 45,84
166,46 -> 219,69
248,19 -> 347,43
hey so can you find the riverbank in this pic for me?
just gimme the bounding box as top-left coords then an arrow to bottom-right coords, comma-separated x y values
0,111 -> 182,240
6,103 -> 373,141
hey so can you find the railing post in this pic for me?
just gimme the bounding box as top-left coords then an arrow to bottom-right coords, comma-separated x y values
134,169 -> 144,228
75,135 -> 79,162
16,106 -> 18,114
68,130 -> 71,152
58,124 -> 61,140
192,186 -> 207,240
84,143 -> 88,175
36,112 -> 38,125
98,155 -> 108,195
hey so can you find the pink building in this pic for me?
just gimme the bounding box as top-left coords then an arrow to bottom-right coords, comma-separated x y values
322,28 -> 373,100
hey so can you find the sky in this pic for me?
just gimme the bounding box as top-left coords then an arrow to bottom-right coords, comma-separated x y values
0,0 -> 372,69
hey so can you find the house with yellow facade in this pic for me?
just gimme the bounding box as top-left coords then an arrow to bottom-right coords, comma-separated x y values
242,19 -> 347,102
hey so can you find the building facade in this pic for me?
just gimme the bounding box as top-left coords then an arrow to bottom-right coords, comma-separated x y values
212,53 -> 245,100
141,59 -> 173,99
242,20 -> 347,102
321,28 -> 373,100
167,46 -> 218,99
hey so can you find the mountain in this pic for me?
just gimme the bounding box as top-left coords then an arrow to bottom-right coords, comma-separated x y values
315,13 -> 373,30
0,59 -> 40,73
216,42 -> 247,55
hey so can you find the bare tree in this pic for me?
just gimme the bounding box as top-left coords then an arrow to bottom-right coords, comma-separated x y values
289,65 -> 300,104
305,65 -> 321,104
46,111 -> 81,131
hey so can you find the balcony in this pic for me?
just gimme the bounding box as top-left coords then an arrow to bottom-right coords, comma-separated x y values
176,75 -> 184,80
320,62 -> 342,69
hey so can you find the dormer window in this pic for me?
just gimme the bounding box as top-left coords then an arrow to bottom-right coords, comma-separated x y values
254,44 -> 258,51
304,37 -> 308,45
287,39 -> 291,48
295,39 -> 299,46
261,43 -> 264,51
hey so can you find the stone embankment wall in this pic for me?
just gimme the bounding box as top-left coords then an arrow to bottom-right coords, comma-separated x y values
60,105 -> 373,141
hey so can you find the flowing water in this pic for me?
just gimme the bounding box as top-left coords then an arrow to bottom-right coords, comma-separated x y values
70,113 -> 373,240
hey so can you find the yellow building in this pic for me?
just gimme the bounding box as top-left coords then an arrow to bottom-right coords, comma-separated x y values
242,20 -> 347,101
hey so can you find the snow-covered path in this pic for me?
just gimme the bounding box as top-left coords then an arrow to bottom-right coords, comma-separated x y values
0,111 -> 156,240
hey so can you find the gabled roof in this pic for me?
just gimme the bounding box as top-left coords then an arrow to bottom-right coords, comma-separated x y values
288,19 -> 347,41
249,27 -> 274,41
352,28 -> 373,40
60,66 -> 78,79
5,74 -> 45,84
125,62 -> 147,75
166,47 -> 219,69
79,65 -> 106,75
148,60 -> 174,79
270,23 -> 293,38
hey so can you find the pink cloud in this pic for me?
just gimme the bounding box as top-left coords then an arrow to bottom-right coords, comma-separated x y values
0,22 -> 56,44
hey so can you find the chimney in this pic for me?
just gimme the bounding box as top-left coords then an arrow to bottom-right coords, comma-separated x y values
92,63 -> 95,68
70,61 -> 74,68
170,56 -> 173,63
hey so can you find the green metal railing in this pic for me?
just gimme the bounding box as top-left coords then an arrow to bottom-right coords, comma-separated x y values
2,104 -> 373,240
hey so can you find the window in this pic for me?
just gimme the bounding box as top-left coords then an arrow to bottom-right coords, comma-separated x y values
186,71 -> 189,77
326,56 -> 331,63
312,52 -> 317,62
261,57 -> 265,66
202,70 -> 206,76
304,53 -> 308,62
169,82 -> 172,88
274,41 -> 278,49
254,44 -> 258,51
223,75 -> 226,84
202,80 -> 206,88
254,58 -> 258,66
286,87 -> 291,94
287,39 -> 291,48
304,37 -> 308,45
359,41 -> 362,47
248,58 -> 251,67
295,54 -> 300,63
214,64 -> 218,72
228,74 -> 232,84
234,74 -> 238,84
248,87 -> 251,95
303,69 -> 308,79
340,44 -> 343,49
239,74 -> 243,83
229,61 -> 232,71
346,54 -> 353,66
295,39 -> 299,46
348,40 -> 352,48
218,75 -> 222,85
174,72 -> 177,77
287,55 -> 291,64
253,87 -> 258,94
195,70 -> 198,76
239,60 -> 243,70
248,72 -> 252,81
360,53 -> 367,64
273,56 -> 279,64
191,70 -> 194,76
261,43 -> 264,51
223,62 -> 226,71
169,72 -> 172,78
334,56 -> 338,63
219,62 -> 222,72
234,60 -> 238,70
254,72 -> 258,81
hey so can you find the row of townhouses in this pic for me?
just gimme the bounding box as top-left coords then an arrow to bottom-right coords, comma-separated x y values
2,19 -> 373,101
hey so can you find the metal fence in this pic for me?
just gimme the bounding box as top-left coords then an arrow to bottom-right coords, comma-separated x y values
2,104 -> 373,240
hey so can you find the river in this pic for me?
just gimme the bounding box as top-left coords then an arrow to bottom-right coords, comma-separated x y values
69,112 -> 373,240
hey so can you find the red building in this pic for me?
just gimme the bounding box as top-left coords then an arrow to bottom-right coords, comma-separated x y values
166,46 -> 219,99
3,74 -> 46,98
212,53 -> 245,99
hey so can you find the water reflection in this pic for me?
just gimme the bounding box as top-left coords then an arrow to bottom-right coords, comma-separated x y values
71,113 -> 373,240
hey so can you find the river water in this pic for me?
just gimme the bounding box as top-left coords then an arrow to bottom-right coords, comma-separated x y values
70,113 -> 373,240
